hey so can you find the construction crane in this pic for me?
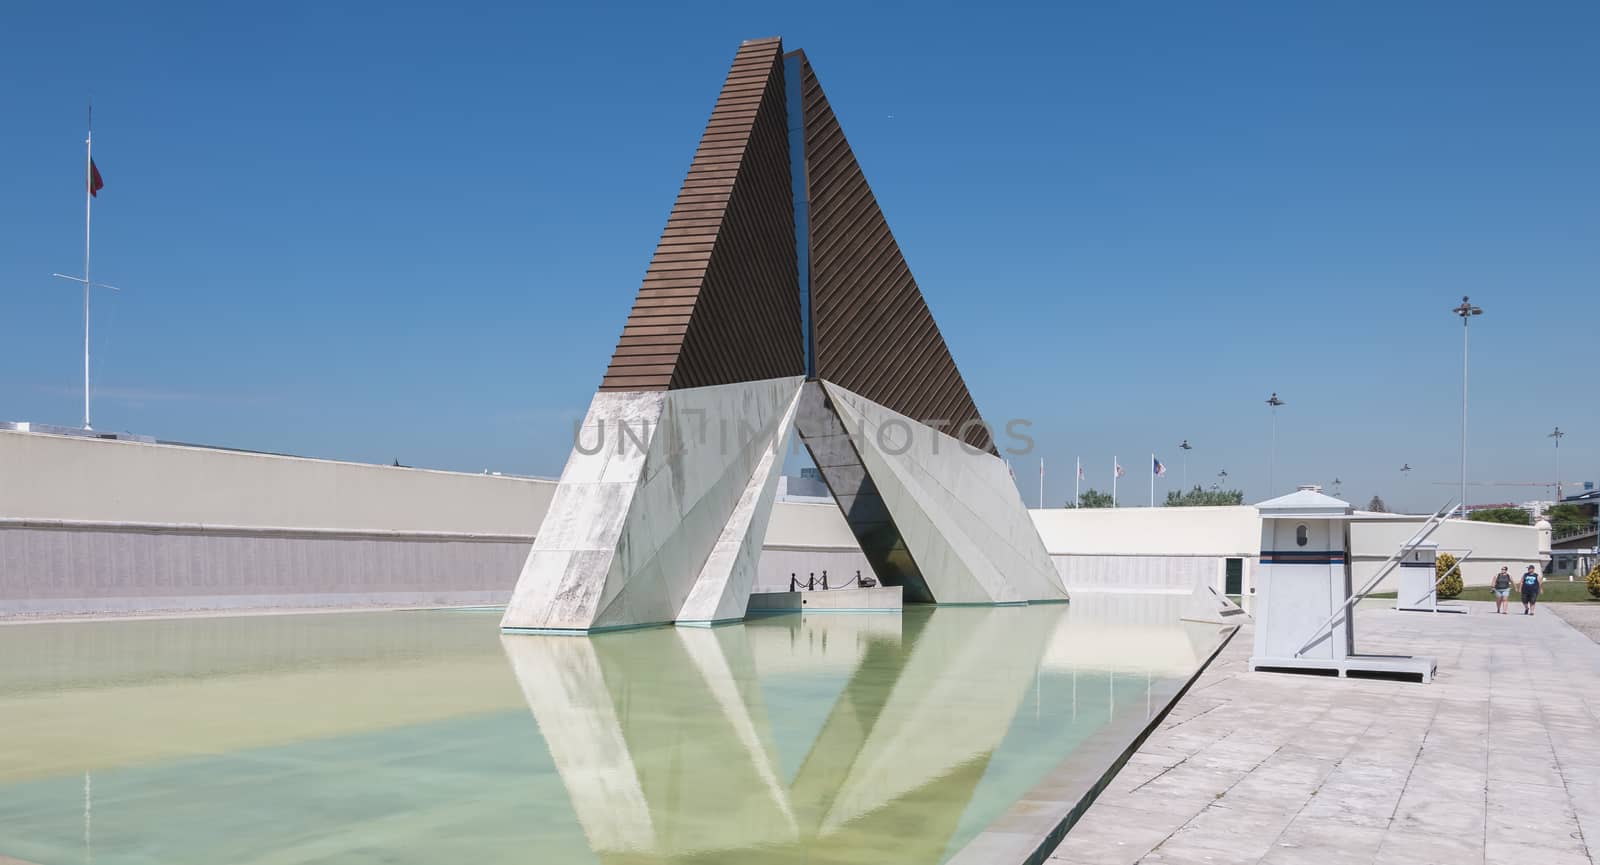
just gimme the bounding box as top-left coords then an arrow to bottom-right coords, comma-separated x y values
1429,480 -> 1556,488
1430,479 -> 1560,508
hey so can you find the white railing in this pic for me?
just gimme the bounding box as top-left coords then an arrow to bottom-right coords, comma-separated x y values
1293,500 -> 1455,658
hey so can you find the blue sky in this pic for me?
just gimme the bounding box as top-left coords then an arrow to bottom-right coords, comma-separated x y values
2,0 -> 1596,512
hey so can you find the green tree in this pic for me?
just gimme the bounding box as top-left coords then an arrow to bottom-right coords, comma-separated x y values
1070,488 -> 1115,508
1469,507 -> 1531,526
1545,503 -> 1589,535
1367,495 -> 1389,513
1436,552 -> 1463,599
1164,485 -> 1246,507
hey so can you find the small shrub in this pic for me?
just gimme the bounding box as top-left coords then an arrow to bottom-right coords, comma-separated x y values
1436,552 -> 1463,599
1587,565 -> 1600,600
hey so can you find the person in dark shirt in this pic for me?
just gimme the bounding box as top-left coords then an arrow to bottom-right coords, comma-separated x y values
1492,567 -> 1513,614
1520,565 -> 1542,615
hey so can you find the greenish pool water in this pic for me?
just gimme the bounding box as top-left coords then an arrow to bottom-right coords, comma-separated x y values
0,597 -> 1225,864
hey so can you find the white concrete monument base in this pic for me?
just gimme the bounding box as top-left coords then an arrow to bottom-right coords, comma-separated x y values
502,376 -> 804,634
820,381 -> 1068,605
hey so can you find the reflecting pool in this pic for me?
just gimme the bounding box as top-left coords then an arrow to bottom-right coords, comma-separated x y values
0,596 -> 1227,864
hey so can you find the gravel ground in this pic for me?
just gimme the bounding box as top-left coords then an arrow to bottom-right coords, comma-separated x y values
1550,602 -> 1600,645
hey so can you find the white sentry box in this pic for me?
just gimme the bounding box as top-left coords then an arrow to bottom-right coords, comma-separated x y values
1396,541 -> 1438,612
1250,487 -> 1435,683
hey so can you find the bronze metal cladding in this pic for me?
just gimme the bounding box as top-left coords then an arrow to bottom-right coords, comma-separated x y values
599,38 -> 804,392
793,52 -> 994,453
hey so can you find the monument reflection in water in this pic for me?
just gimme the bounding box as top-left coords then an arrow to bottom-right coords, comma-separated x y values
0,600 -> 1223,865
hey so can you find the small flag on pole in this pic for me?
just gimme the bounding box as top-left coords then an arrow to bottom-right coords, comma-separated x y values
1077,461 -> 1084,480
89,159 -> 104,197
1153,456 -> 1166,477
1114,461 -> 1125,478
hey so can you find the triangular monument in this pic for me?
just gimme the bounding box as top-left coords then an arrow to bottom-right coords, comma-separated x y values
503,38 -> 1066,634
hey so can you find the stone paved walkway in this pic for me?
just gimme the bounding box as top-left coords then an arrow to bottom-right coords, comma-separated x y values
1049,602 -> 1600,865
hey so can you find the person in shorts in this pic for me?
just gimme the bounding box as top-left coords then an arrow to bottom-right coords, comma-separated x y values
1520,565 -> 1542,615
1492,567 -> 1513,614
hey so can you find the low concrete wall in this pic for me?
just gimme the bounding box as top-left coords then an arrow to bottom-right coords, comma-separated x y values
0,520 -> 527,614
1350,516 -> 1543,591
1031,507 -> 1260,595
0,429 -> 554,534
1031,506 -> 1261,557
1,431 -> 551,616
1051,555 -> 1235,595
1029,507 -> 1543,595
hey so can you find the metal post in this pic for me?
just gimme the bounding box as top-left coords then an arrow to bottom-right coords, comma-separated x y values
82,114 -> 93,429
1179,439 -> 1192,492
1550,426 -> 1564,502
1266,394 -> 1284,495
1461,314 -> 1467,514
1453,297 -> 1483,517
53,104 -> 126,432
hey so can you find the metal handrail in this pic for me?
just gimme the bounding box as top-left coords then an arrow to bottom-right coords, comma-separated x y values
1293,500 -> 1454,658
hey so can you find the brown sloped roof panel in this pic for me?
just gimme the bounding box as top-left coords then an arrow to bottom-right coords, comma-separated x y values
599,37 -> 804,392
794,52 -> 993,453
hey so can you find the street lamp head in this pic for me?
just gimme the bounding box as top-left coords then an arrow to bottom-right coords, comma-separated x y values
1453,296 -> 1483,319
1550,426 -> 1564,440
1266,393 -> 1284,407
1179,439 -> 1192,451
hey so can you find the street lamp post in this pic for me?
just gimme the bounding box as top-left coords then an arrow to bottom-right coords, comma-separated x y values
1400,463 -> 1412,512
1179,440 -> 1193,491
1550,426 -> 1565,502
1452,296 -> 1483,516
1266,393 -> 1284,496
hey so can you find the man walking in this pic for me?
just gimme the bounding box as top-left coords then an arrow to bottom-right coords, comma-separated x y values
1492,567 -> 1513,614
1520,565 -> 1542,615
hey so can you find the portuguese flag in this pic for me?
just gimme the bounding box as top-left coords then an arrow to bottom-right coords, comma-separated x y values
89,158 -> 104,197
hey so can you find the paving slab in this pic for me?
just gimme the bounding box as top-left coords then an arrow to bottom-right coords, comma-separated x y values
1048,601 -> 1600,865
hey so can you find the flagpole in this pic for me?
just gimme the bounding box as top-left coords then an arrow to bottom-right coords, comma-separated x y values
1112,455 -> 1118,507
1074,456 -> 1081,508
1150,453 -> 1155,507
82,102 -> 93,429
1039,457 -> 1045,509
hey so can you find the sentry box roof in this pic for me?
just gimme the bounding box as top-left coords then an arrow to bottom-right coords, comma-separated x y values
1255,488 -> 1354,520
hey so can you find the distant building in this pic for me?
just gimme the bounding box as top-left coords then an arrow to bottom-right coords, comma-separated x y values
1548,488 -> 1600,576
777,472 -> 831,501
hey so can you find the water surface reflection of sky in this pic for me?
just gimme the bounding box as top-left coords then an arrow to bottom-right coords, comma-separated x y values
0,597 -> 1225,864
